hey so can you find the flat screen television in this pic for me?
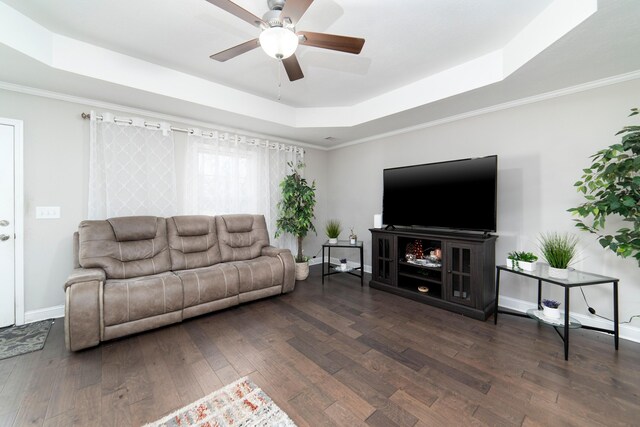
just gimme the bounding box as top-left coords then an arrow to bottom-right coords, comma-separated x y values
382,155 -> 497,232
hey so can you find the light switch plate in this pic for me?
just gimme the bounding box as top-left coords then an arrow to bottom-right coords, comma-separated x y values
36,206 -> 61,219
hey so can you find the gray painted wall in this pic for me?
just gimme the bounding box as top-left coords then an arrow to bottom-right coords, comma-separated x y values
1,77 -> 639,332
0,88 -> 327,315
325,78 -> 640,325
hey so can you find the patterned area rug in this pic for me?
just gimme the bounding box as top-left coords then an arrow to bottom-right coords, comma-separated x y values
143,376 -> 296,427
0,319 -> 53,360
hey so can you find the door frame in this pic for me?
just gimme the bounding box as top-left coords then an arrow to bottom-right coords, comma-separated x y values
1,118 -> 24,326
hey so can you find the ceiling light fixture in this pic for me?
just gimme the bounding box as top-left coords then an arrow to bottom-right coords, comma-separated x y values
259,27 -> 299,59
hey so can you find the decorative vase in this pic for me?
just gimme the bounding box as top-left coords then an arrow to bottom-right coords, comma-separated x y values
328,238 -> 338,244
542,305 -> 561,319
295,261 -> 309,280
340,262 -> 348,271
548,266 -> 569,279
350,237 -> 357,245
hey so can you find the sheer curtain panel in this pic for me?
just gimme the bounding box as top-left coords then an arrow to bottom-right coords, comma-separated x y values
184,130 -> 300,251
88,112 -> 178,219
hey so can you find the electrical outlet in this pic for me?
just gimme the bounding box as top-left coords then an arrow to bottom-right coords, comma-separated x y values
36,206 -> 61,219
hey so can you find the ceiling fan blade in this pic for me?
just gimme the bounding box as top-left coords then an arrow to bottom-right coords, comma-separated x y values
210,38 -> 259,62
298,31 -> 365,54
280,0 -> 314,26
205,0 -> 266,28
282,54 -> 304,81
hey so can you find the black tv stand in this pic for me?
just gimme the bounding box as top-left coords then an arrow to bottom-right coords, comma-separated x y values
370,228 -> 497,320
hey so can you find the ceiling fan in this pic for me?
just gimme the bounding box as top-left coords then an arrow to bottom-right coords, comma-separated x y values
206,0 -> 365,81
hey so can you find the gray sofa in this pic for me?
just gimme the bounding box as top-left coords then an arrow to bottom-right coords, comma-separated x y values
64,214 -> 295,351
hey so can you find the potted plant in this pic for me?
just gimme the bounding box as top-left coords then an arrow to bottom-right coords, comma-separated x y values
339,258 -> 348,271
275,161 -> 317,281
325,219 -> 341,244
349,227 -> 357,245
537,232 -> 578,279
541,299 -> 561,319
506,251 -> 539,271
568,106 -> 640,266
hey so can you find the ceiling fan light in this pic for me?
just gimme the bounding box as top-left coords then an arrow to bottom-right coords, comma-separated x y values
259,27 -> 299,59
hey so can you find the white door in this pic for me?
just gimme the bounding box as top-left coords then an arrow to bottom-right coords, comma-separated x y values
0,123 -> 16,327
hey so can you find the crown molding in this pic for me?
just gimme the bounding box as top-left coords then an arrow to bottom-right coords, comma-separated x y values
331,69 -> 640,150
0,80 -> 321,151
2,69 -> 639,153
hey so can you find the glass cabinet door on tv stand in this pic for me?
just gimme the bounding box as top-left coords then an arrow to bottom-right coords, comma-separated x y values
372,233 -> 395,285
446,242 -> 475,307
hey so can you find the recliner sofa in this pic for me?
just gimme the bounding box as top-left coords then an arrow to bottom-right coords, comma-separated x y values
64,214 -> 295,351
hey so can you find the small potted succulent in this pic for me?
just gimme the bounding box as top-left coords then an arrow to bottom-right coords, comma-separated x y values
325,219 -> 341,244
506,251 -> 539,271
541,299 -> 561,319
349,227 -> 357,245
339,258 -> 348,271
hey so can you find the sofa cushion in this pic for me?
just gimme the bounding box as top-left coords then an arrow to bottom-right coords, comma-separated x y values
167,216 -> 222,270
79,217 -> 171,279
108,216 -> 158,241
230,256 -> 284,293
103,271 -> 183,326
174,263 -> 240,308
216,214 -> 270,262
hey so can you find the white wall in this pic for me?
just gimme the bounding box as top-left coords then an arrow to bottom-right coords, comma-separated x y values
0,88 -> 327,319
325,78 -> 640,337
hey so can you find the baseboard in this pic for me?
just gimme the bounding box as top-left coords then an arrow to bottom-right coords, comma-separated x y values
309,256 -> 372,274
499,295 -> 640,344
24,304 -> 65,324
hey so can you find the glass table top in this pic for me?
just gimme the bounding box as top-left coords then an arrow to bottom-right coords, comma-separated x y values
498,265 -> 618,287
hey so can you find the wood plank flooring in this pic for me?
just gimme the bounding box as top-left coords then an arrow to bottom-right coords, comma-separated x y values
1,265 -> 639,426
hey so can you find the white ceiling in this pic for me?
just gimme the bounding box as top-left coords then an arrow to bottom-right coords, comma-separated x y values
1,0 -> 640,147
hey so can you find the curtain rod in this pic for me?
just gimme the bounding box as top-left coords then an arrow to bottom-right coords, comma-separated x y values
80,112 -> 305,155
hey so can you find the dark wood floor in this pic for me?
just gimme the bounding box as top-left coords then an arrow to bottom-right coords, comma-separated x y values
1,266 -> 639,427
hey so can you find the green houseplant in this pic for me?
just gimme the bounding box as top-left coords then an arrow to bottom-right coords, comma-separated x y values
568,106 -> 640,266
506,251 -> 538,271
325,219 -> 341,244
275,161 -> 317,280
538,232 -> 578,279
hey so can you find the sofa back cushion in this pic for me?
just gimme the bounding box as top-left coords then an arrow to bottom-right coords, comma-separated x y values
167,215 -> 222,270
78,216 -> 171,279
216,214 -> 270,261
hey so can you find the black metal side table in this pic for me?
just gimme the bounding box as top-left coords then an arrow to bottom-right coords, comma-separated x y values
321,240 -> 364,286
494,265 -> 619,360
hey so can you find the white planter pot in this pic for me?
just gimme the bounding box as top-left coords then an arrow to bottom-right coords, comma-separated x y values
506,258 -> 537,271
350,238 -> 357,245
295,261 -> 309,280
548,266 -> 569,279
328,238 -> 338,244
542,305 -> 561,319
340,263 -> 348,271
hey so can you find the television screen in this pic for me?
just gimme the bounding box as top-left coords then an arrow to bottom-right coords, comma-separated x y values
382,155 -> 497,232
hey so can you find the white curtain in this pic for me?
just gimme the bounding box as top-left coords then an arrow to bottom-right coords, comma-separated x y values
184,130 -> 300,252
88,112 -> 178,219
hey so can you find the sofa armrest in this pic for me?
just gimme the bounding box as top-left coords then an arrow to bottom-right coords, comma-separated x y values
64,268 -> 104,351
64,268 -> 106,290
262,246 -> 296,293
261,245 -> 291,257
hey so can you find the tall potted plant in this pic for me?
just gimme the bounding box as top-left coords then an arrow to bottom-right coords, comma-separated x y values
538,232 -> 578,279
568,106 -> 640,266
275,161 -> 317,280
